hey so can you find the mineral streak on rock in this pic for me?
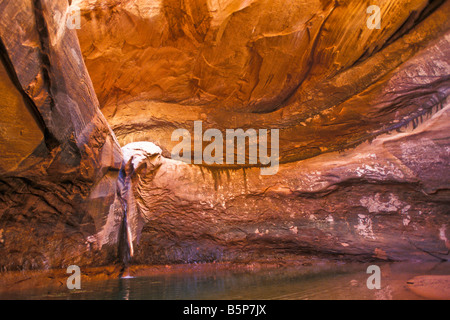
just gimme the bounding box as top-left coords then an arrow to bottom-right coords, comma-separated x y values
128,102 -> 450,264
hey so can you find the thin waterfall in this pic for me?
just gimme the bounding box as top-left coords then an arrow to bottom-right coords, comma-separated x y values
117,158 -> 135,274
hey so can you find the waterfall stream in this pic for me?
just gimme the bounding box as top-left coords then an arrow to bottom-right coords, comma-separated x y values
117,161 -> 135,274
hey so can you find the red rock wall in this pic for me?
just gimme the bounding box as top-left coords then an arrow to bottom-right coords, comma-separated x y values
78,0 -> 450,164
75,0 -> 449,263
0,0 -> 448,269
0,0 -> 123,270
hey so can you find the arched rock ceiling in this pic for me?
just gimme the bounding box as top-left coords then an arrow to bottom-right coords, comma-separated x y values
77,0 -> 450,164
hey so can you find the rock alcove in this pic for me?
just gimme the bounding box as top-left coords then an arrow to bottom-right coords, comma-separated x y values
0,0 -> 449,271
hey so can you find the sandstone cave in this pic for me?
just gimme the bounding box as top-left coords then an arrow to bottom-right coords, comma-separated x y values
0,0 -> 449,300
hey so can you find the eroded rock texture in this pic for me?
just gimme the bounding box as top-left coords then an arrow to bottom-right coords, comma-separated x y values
74,0 -> 450,264
126,103 -> 450,264
0,0 -> 123,270
77,0 -> 450,164
0,0 -> 449,270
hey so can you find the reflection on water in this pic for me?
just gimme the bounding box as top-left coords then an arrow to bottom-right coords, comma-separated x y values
1,262 -> 448,300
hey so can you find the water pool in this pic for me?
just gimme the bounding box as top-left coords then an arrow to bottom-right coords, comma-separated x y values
0,262 -> 448,300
